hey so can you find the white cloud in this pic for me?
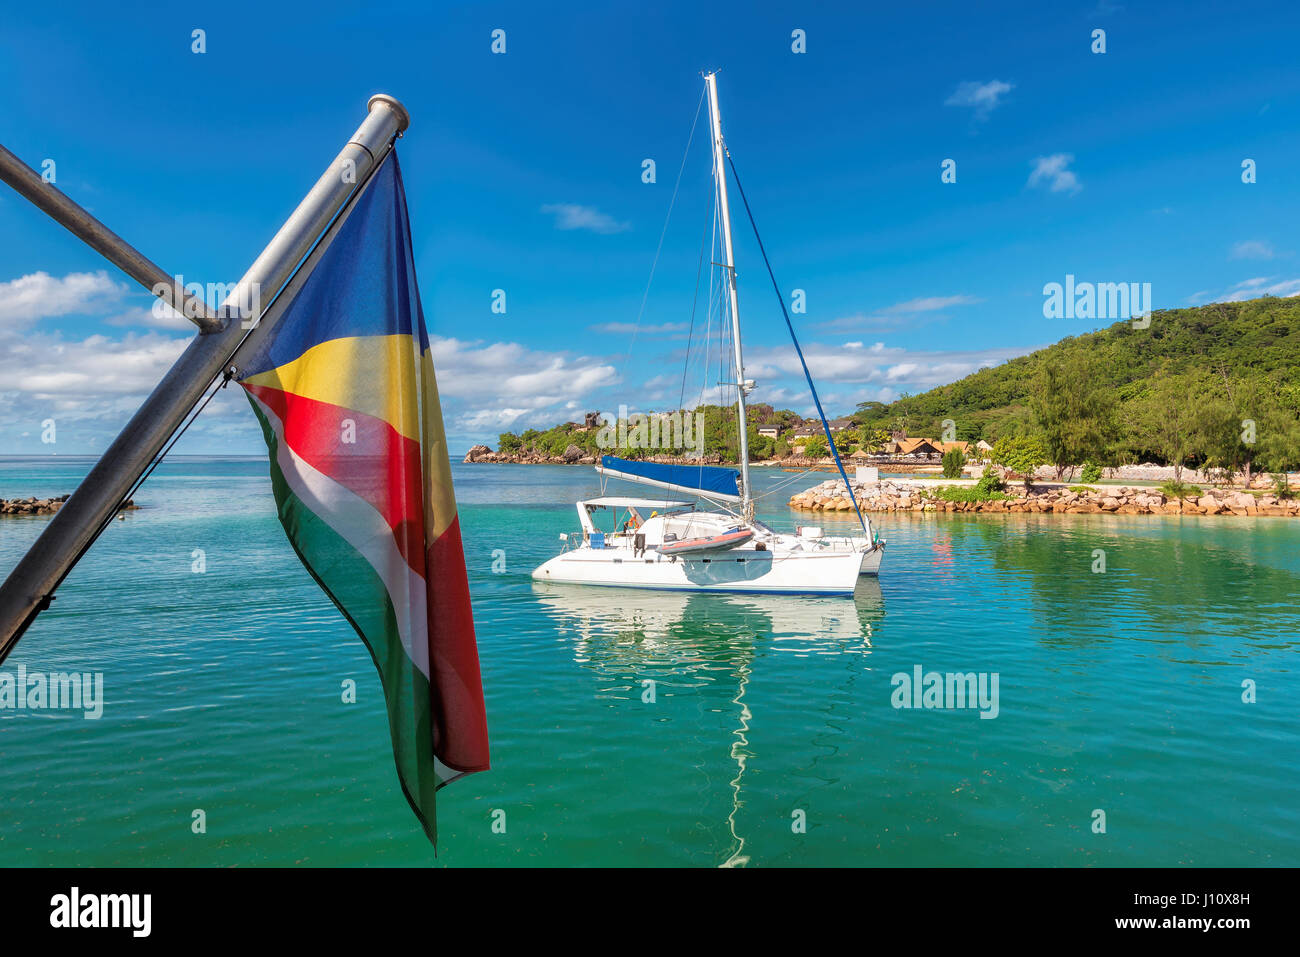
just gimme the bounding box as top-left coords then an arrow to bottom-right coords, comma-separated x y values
540,203 -> 630,235
819,294 -> 981,331
883,294 -> 982,314
0,273 -> 257,452
0,323 -> 214,454
0,271 -> 127,325
681,385 -> 729,409
1229,240 -> 1276,260
1222,277 -> 1300,300
1028,154 -> 1082,194
1186,276 -> 1300,305
945,80 -> 1014,119
458,407 -> 538,431
819,313 -> 891,332
743,341 -> 1039,392
0,331 -> 187,402
589,321 -> 687,335
104,304 -> 195,331
431,336 -> 617,404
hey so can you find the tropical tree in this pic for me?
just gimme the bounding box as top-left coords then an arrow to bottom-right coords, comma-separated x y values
1194,376 -> 1250,484
1130,373 -> 1209,482
941,447 -> 965,478
1029,354 -> 1118,480
992,435 -> 1049,487
748,434 -> 775,461
1199,372 -> 1300,484
1254,400 -> 1300,477
804,434 -> 830,458
858,427 -> 891,454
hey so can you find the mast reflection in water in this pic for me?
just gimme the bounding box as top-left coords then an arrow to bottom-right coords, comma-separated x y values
531,581 -> 885,865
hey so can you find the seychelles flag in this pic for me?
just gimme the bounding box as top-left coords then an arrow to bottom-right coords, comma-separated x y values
236,153 -> 488,845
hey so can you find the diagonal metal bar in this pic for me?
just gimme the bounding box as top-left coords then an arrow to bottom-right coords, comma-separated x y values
0,145 -> 221,332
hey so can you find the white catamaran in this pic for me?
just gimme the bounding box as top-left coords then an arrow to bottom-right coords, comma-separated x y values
532,72 -> 884,596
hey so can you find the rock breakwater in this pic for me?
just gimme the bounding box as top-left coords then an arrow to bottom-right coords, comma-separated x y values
788,480 -> 1300,517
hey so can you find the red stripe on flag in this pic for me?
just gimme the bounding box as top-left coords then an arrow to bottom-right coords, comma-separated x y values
244,382 -> 427,578
425,516 -> 490,773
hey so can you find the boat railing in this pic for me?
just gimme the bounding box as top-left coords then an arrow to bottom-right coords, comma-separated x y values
561,529 -> 644,553
817,534 -> 874,552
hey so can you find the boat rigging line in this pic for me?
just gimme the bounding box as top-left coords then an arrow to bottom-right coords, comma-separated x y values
620,84 -> 707,387
721,147 -> 871,539
677,203 -> 714,411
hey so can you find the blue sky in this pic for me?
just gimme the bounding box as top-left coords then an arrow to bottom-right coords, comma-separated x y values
2,0 -> 1299,455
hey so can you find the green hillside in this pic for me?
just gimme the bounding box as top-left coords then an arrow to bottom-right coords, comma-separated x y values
865,295 -> 1300,448
493,295 -> 1300,478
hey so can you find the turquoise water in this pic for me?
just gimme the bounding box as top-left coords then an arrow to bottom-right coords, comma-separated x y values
0,456 -> 1296,867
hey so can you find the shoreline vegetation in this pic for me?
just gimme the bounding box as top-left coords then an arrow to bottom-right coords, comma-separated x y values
467,296 -> 1300,504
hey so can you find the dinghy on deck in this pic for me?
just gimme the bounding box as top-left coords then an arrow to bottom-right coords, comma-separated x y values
659,526 -> 753,556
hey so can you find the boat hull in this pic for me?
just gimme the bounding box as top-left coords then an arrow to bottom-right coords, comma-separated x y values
532,545 -> 870,595
859,543 -> 885,576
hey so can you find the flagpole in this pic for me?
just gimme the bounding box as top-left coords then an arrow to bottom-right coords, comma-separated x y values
0,95 -> 411,662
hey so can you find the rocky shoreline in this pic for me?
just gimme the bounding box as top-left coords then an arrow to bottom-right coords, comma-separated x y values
789,479 -> 1300,517
1,495 -> 71,516
0,495 -> 138,517
465,445 -> 590,465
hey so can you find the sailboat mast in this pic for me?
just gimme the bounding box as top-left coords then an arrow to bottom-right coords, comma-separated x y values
705,71 -> 753,520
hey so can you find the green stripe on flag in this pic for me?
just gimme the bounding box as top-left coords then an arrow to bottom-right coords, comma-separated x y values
249,397 -> 440,845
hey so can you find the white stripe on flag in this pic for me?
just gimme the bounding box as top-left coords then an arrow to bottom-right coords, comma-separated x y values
250,392 -> 431,679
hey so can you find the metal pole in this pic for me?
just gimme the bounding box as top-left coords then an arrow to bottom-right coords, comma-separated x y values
0,95 -> 411,661
0,147 -> 221,332
705,72 -> 752,520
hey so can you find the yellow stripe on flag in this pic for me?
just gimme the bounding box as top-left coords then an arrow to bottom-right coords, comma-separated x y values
242,335 -> 422,443
420,349 -> 458,542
